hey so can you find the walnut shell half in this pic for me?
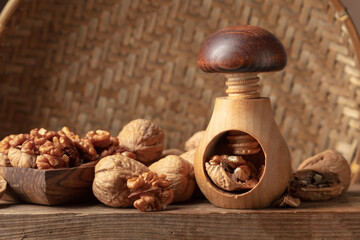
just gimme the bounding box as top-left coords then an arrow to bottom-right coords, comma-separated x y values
117,119 -> 164,164
289,169 -> 343,201
298,150 -> 351,194
92,154 -> 149,207
149,155 -> 195,202
205,162 -> 257,191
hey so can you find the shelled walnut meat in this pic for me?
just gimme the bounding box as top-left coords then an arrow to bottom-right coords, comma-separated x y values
149,155 -> 195,202
289,150 -> 351,201
0,127 -> 131,170
127,171 -> 174,212
206,155 -> 264,191
117,119 -> 164,164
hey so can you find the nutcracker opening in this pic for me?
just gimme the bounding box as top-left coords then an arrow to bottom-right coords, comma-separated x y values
203,130 -> 265,194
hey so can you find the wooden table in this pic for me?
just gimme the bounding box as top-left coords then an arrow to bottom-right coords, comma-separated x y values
1,185 -> 360,240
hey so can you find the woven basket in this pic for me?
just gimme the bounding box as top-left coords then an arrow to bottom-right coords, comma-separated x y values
0,0 -> 359,171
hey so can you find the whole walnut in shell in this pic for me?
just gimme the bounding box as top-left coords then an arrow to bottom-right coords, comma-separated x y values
180,149 -> 196,166
92,154 -> 149,207
149,155 -> 195,202
117,119 -> 164,164
185,131 -> 205,151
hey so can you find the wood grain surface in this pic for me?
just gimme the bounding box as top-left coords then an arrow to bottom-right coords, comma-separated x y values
0,185 -> 359,239
197,25 -> 287,73
0,161 -> 97,205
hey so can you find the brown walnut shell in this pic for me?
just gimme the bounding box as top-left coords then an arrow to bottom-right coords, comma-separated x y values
92,154 -> 149,207
298,150 -> 351,194
205,162 -> 257,191
185,131 -> 205,151
180,149 -> 196,166
289,169 -> 342,201
117,119 -> 164,164
149,155 -> 195,202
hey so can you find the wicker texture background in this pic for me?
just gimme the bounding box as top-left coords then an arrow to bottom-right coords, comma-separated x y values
0,0 -> 359,168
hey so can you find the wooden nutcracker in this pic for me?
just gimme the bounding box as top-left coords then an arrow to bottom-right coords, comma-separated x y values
194,25 -> 292,208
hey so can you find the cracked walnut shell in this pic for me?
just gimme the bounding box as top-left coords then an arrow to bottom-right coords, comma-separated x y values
117,119 -> 164,164
297,150 -> 351,195
92,154 -> 149,207
149,155 -> 195,202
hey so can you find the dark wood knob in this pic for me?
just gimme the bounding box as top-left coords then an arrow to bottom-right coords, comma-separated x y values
198,25 -> 287,73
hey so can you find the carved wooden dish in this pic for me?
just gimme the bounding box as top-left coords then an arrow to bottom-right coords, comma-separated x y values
0,161 -> 97,205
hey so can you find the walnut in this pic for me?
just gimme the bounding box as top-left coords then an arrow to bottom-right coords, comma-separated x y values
75,138 -> 97,162
21,139 -> 40,155
39,140 -> 63,157
36,154 -> 69,169
0,136 -> 12,154
117,119 -> 164,164
92,154 -> 149,207
56,136 -> 81,167
0,175 -> 6,199
127,171 -> 174,212
185,131 -> 205,151
288,169 -> 343,201
297,150 -> 351,194
161,149 -> 184,158
149,155 -> 195,202
205,155 -> 262,191
0,153 -> 11,167
0,134 -> 29,154
121,151 -> 136,159
8,147 -> 37,168
58,126 -> 80,142
180,149 -> 196,166
85,130 -> 112,149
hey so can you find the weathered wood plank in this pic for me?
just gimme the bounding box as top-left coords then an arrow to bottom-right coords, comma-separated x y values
0,185 -> 360,240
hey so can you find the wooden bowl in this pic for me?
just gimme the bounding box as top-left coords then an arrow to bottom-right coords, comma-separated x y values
0,161 -> 98,205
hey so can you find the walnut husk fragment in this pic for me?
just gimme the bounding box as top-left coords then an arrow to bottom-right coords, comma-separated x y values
185,131 -> 205,151
92,154 -> 149,207
117,119 -> 164,164
149,155 -> 195,202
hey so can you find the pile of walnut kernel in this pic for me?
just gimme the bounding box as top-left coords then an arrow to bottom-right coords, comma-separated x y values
0,127 -> 131,169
